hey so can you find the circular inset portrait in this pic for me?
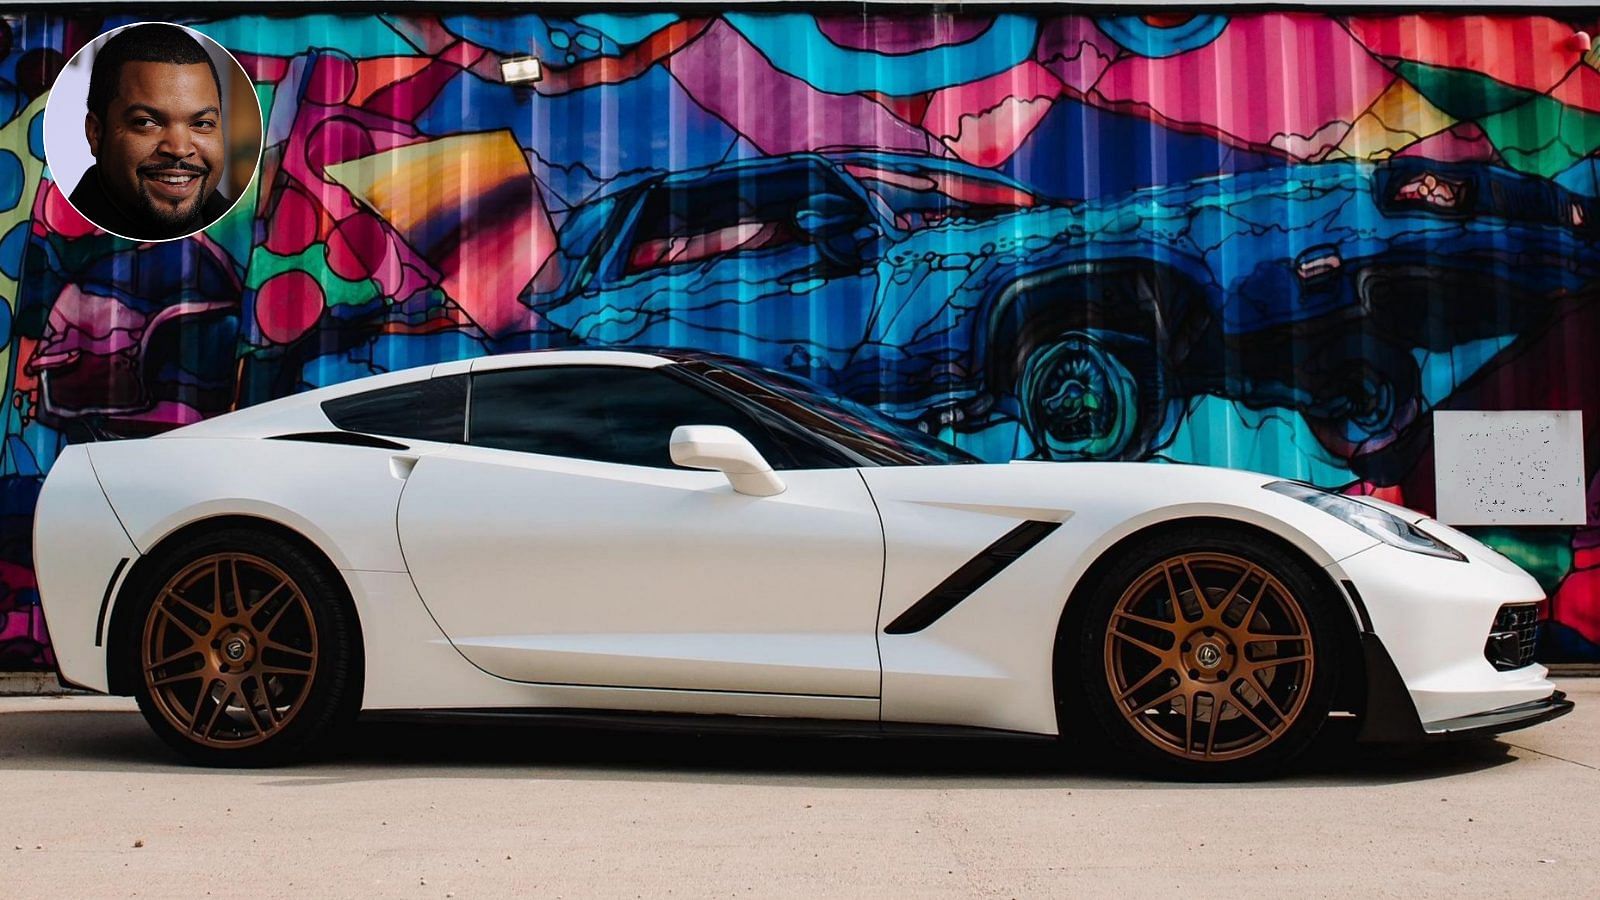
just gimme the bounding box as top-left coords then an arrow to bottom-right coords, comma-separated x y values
43,22 -> 262,242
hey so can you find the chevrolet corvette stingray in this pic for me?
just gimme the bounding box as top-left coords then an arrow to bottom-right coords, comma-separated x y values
33,349 -> 1571,776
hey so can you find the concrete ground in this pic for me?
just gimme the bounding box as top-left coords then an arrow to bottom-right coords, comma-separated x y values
1,683 -> 1597,899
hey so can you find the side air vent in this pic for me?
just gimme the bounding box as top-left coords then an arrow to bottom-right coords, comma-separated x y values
884,521 -> 1061,635
268,432 -> 411,451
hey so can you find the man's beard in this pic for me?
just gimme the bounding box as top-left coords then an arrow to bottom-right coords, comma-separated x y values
133,161 -> 212,232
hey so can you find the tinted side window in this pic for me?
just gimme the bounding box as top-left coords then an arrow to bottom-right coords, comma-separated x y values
321,375 -> 466,443
469,366 -> 798,469
622,163 -> 864,274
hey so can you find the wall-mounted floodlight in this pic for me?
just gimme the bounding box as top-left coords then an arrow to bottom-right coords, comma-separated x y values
500,56 -> 543,85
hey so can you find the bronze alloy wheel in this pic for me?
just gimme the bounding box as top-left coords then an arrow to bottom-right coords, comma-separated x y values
1102,551 -> 1315,763
141,552 -> 320,749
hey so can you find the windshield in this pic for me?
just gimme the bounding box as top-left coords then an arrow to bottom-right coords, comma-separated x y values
674,358 -> 982,466
842,162 -> 1036,231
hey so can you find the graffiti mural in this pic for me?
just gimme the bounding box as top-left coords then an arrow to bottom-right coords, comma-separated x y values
1,9 -> 1600,669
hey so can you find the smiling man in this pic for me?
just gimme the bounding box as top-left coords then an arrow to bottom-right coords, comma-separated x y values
70,24 -> 233,240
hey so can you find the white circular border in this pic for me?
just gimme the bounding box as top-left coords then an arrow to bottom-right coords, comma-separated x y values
41,20 -> 265,244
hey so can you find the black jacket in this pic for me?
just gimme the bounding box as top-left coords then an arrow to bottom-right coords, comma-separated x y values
67,165 -> 234,240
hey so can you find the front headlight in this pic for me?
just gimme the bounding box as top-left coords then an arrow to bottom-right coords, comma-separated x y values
1264,481 -> 1466,561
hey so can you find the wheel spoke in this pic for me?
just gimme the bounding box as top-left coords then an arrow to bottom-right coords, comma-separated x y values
258,591 -> 301,638
1248,672 -> 1288,719
1128,685 -> 1184,717
199,686 -> 236,739
163,591 -> 214,628
155,604 -> 208,643
1215,566 -> 1255,619
238,677 -> 269,736
187,678 -> 219,734
146,646 -> 203,672
1245,641 -> 1311,671
213,560 -> 227,617
1201,694 -> 1219,757
1228,689 -> 1279,738
1117,665 -> 1175,703
264,640 -> 315,662
228,558 -> 245,620
245,579 -> 289,618
1110,628 -> 1173,663
1178,559 -> 1207,619
1113,609 -> 1180,634
246,675 -> 284,726
1162,565 -> 1194,624
150,669 -> 205,689
1238,576 -> 1271,630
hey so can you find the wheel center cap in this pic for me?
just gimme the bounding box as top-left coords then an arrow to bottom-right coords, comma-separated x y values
223,639 -> 248,662
1195,642 -> 1223,670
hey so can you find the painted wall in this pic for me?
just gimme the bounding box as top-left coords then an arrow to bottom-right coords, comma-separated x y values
1,9 -> 1599,669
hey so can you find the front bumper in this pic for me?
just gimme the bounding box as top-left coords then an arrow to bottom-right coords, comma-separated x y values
1422,691 -> 1574,741
1356,631 -> 1573,741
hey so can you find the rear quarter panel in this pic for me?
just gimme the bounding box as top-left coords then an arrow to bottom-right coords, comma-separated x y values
85,437 -> 417,572
33,445 -> 139,691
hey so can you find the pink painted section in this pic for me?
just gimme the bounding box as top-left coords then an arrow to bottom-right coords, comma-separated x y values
1346,14 -> 1580,95
29,284 -> 142,367
437,182 -> 552,337
669,21 -> 940,157
1092,13 -> 1393,153
255,270 -> 327,344
1555,564 -> 1600,646
1036,17 -> 1118,95
1551,63 -> 1600,116
923,61 -> 1063,166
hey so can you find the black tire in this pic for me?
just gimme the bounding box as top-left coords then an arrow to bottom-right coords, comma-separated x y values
1071,525 -> 1343,780
1299,334 -> 1423,480
123,526 -> 361,766
1017,329 -> 1170,461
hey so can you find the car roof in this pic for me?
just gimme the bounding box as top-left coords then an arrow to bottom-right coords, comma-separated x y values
160,349 -> 678,440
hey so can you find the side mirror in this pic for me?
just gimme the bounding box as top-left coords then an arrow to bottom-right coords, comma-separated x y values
670,425 -> 786,497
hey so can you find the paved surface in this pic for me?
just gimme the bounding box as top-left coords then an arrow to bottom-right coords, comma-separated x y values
1,683 -> 1597,898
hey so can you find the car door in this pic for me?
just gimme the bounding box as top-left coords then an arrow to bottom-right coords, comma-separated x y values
395,359 -> 886,701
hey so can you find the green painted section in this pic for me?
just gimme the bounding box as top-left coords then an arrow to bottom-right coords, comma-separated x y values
1480,94 -> 1600,178
1394,61 -> 1537,121
245,245 -> 378,309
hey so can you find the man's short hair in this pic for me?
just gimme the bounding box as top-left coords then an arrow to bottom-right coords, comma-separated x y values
86,23 -> 221,122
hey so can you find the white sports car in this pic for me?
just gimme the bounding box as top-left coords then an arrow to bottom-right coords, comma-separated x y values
34,349 -> 1571,776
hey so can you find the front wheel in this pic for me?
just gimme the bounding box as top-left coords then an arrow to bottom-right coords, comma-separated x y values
1074,528 -> 1341,779
128,528 -> 360,766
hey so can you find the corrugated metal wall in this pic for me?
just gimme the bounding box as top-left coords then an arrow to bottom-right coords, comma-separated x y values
2,9 -> 1599,669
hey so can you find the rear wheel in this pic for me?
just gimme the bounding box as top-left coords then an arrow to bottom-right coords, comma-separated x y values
1075,528 -> 1340,779
129,528 -> 359,766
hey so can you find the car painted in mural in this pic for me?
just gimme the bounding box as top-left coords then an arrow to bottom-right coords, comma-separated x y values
33,348 -> 1572,775
527,152 -> 1600,478
16,236 -> 244,438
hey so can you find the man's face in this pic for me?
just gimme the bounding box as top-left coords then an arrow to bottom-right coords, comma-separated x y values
86,60 -> 223,234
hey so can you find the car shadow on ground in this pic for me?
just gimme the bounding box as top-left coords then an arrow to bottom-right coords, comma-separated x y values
0,708 -> 1519,788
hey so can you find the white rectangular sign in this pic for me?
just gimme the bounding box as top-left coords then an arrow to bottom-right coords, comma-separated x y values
1433,410 -> 1587,526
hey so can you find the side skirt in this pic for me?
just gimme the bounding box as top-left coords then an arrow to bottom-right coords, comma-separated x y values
360,708 -> 1055,742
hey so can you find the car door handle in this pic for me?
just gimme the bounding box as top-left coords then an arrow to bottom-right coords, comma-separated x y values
389,455 -> 419,481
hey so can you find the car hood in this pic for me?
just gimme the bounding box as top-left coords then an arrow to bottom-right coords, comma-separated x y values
857,460 -> 1384,566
